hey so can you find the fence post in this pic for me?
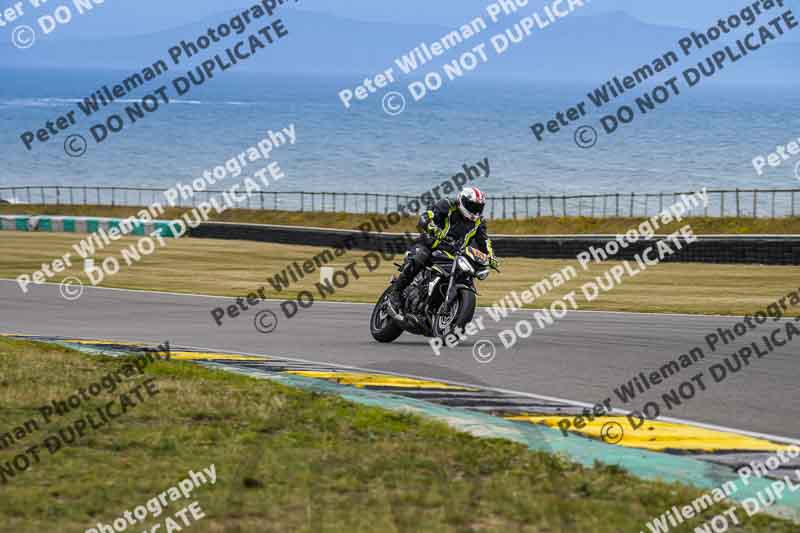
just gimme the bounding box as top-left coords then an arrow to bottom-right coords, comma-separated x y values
659,193 -> 664,213
720,191 -> 724,217
792,191 -> 796,218
525,196 -> 529,218
629,193 -> 634,217
590,196 -> 595,218
512,195 -> 517,219
753,191 -> 757,218
735,188 -> 740,217
562,195 -> 567,217
771,190 -> 776,219
537,195 -> 542,217
27,186 -> 32,204
56,186 -> 60,205
602,195 -> 607,218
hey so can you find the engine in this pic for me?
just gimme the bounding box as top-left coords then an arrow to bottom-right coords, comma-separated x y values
405,274 -> 429,316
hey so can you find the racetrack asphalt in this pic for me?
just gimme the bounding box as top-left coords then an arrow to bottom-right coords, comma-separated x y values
2,279 -> 798,441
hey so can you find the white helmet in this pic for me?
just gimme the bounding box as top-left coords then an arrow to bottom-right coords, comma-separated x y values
457,187 -> 486,221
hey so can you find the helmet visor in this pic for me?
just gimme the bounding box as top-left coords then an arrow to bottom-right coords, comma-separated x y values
461,197 -> 484,217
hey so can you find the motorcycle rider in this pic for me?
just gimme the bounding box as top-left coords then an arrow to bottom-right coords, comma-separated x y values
387,186 -> 499,315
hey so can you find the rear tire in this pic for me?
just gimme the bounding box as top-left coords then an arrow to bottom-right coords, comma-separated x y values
370,287 -> 404,343
432,289 -> 476,338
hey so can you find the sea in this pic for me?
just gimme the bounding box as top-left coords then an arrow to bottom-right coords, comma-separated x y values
1,68 -> 799,199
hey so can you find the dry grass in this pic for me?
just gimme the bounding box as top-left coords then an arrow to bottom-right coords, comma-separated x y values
1,232 -> 798,317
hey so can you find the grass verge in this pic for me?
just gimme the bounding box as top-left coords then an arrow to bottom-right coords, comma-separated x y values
0,232 -> 798,317
0,336 -> 794,532
2,204 -> 800,234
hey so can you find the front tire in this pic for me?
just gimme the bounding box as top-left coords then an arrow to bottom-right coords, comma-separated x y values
370,287 -> 404,343
432,289 -> 476,338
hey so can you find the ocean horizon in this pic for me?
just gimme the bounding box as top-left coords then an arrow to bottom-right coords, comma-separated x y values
2,68 -> 799,197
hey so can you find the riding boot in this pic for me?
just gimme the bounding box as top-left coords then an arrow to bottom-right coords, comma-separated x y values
388,259 -> 416,312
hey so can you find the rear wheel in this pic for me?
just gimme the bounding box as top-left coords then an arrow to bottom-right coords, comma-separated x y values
432,289 -> 476,338
370,287 -> 404,343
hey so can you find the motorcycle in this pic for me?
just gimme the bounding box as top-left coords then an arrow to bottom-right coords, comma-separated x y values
370,237 -> 499,342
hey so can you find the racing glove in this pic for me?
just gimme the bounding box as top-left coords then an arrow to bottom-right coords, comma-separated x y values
427,221 -> 447,241
489,256 -> 501,269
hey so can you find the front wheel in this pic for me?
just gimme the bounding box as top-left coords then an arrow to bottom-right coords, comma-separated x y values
432,289 -> 476,338
370,287 -> 404,343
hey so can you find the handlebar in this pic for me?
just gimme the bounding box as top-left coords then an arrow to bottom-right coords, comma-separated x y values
431,232 -> 500,270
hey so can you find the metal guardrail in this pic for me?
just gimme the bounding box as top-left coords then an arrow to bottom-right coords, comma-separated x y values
1,186 -> 798,219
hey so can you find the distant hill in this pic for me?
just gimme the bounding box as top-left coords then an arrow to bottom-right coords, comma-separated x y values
3,0 -> 798,35
1,9 -> 797,83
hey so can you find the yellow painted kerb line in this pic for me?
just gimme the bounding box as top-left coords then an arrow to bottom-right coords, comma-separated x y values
511,415 -> 793,453
44,341 -> 264,361
58,339 -> 149,346
170,351 -> 265,362
288,370 -> 476,390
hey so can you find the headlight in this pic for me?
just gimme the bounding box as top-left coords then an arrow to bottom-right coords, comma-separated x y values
457,256 -> 474,274
476,269 -> 490,280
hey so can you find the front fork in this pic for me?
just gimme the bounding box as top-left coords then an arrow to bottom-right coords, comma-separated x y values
443,258 -> 459,310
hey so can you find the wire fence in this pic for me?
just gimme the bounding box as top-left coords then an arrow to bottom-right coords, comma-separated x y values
1,186 -> 799,219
